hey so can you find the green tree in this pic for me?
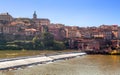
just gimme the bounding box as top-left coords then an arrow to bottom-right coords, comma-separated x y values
53,41 -> 66,50
22,42 -> 34,50
0,34 -> 7,45
43,32 -> 54,49
42,25 -> 49,33
32,36 -> 44,50
32,32 -> 66,50
63,38 -> 70,49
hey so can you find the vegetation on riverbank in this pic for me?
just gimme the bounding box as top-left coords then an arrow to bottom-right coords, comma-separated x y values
0,32 -> 67,50
0,32 -> 81,59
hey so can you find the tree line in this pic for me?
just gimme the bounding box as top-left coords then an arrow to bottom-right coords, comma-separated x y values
0,32 -> 67,50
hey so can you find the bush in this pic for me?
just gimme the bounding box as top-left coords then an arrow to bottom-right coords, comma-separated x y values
22,42 -> 34,50
0,40 -> 7,45
53,41 -> 66,50
0,45 -> 22,50
7,41 -> 34,50
6,45 -> 22,50
0,45 -> 7,50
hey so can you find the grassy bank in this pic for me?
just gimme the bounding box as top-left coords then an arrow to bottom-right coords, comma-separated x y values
0,50 -> 80,59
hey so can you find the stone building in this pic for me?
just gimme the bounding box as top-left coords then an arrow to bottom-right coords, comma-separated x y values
0,13 -> 13,22
118,27 -> 120,39
65,26 -> 80,38
32,11 -> 50,27
73,39 -> 100,50
2,25 -> 18,35
48,24 -> 67,41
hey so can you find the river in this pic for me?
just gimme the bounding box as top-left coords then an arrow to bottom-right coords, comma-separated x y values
0,55 -> 120,75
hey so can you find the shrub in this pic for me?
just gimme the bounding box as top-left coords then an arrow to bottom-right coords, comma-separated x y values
53,41 -> 66,50
0,45 -> 22,50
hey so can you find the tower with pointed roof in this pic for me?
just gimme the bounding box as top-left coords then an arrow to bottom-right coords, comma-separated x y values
33,11 -> 37,19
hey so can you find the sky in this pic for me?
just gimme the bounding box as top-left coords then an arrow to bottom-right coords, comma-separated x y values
0,0 -> 120,27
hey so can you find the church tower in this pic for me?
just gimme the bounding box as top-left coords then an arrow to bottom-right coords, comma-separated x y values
33,11 -> 37,19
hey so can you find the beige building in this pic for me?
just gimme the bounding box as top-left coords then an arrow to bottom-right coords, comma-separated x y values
65,26 -> 80,38
24,28 -> 39,36
32,11 -> 50,26
0,13 -> 13,22
2,25 -> 19,34
118,27 -> 120,39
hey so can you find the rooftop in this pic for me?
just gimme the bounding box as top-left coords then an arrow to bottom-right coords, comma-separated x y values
0,13 -> 10,15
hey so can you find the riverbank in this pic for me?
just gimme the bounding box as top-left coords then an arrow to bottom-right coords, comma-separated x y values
85,50 -> 120,55
0,50 -> 81,59
0,51 -> 86,70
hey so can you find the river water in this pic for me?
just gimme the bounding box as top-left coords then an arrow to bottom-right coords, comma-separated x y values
1,55 -> 120,75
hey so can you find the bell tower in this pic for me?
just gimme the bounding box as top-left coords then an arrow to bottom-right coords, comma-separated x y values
33,11 -> 37,19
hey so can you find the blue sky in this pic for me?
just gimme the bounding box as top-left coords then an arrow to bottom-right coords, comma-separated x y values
0,0 -> 120,27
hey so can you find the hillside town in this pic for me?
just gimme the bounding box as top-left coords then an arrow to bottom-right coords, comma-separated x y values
0,12 -> 120,52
